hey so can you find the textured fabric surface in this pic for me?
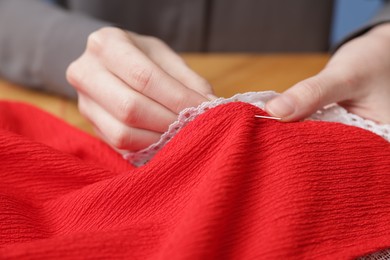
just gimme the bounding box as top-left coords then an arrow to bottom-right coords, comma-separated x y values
125,91 -> 390,166
1,101 -> 390,259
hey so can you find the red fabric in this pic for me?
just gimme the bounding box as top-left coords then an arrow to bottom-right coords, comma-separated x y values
0,101 -> 390,259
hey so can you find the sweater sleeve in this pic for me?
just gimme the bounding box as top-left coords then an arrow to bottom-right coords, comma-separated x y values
0,0 -> 111,99
332,0 -> 390,51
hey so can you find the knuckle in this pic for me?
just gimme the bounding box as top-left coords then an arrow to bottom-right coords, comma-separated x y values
117,96 -> 140,125
65,61 -> 78,85
87,30 -> 104,54
66,60 -> 86,89
87,27 -> 125,54
110,127 -> 131,149
129,65 -> 153,92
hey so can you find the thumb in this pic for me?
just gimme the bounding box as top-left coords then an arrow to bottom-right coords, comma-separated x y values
265,70 -> 356,121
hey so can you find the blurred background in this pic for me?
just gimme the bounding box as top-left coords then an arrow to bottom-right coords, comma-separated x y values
331,0 -> 384,45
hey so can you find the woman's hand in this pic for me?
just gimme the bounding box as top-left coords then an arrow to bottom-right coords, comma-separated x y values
66,27 -> 214,151
266,23 -> 390,124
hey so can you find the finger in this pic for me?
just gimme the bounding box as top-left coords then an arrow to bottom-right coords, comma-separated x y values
132,34 -> 214,96
265,69 -> 358,121
78,94 -> 161,151
67,53 -> 177,133
88,28 -> 209,114
92,126 -> 129,155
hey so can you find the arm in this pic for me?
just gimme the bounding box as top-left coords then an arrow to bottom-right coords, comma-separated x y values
0,0 -> 110,98
265,1 -> 390,124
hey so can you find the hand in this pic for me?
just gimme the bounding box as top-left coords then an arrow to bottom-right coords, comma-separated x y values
66,27 -> 214,151
266,23 -> 390,124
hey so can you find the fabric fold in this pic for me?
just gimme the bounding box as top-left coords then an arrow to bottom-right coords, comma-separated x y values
0,101 -> 390,259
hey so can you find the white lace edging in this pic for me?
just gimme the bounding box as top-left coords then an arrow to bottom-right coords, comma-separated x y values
124,91 -> 390,167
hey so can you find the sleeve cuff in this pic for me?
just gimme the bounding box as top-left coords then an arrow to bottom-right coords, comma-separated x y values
331,1 -> 390,53
0,0 -> 112,99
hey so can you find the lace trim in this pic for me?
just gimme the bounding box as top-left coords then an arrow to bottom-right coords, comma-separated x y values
124,91 -> 390,167
359,249 -> 390,260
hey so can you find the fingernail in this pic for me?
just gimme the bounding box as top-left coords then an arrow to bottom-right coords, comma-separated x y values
207,94 -> 218,101
266,95 -> 296,118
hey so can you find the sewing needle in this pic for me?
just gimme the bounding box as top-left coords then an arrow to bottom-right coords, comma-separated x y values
254,115 -> 281,120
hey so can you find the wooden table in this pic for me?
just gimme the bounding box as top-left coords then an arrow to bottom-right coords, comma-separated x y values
0,54 -> 329,135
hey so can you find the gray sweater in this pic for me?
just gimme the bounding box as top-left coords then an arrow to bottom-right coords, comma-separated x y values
0,0 -> 389,98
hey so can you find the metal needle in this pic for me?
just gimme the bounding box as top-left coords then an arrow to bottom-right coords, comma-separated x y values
254,115 -> 281,120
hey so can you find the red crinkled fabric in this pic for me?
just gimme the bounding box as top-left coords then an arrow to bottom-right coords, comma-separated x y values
0,101 -> 390,259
